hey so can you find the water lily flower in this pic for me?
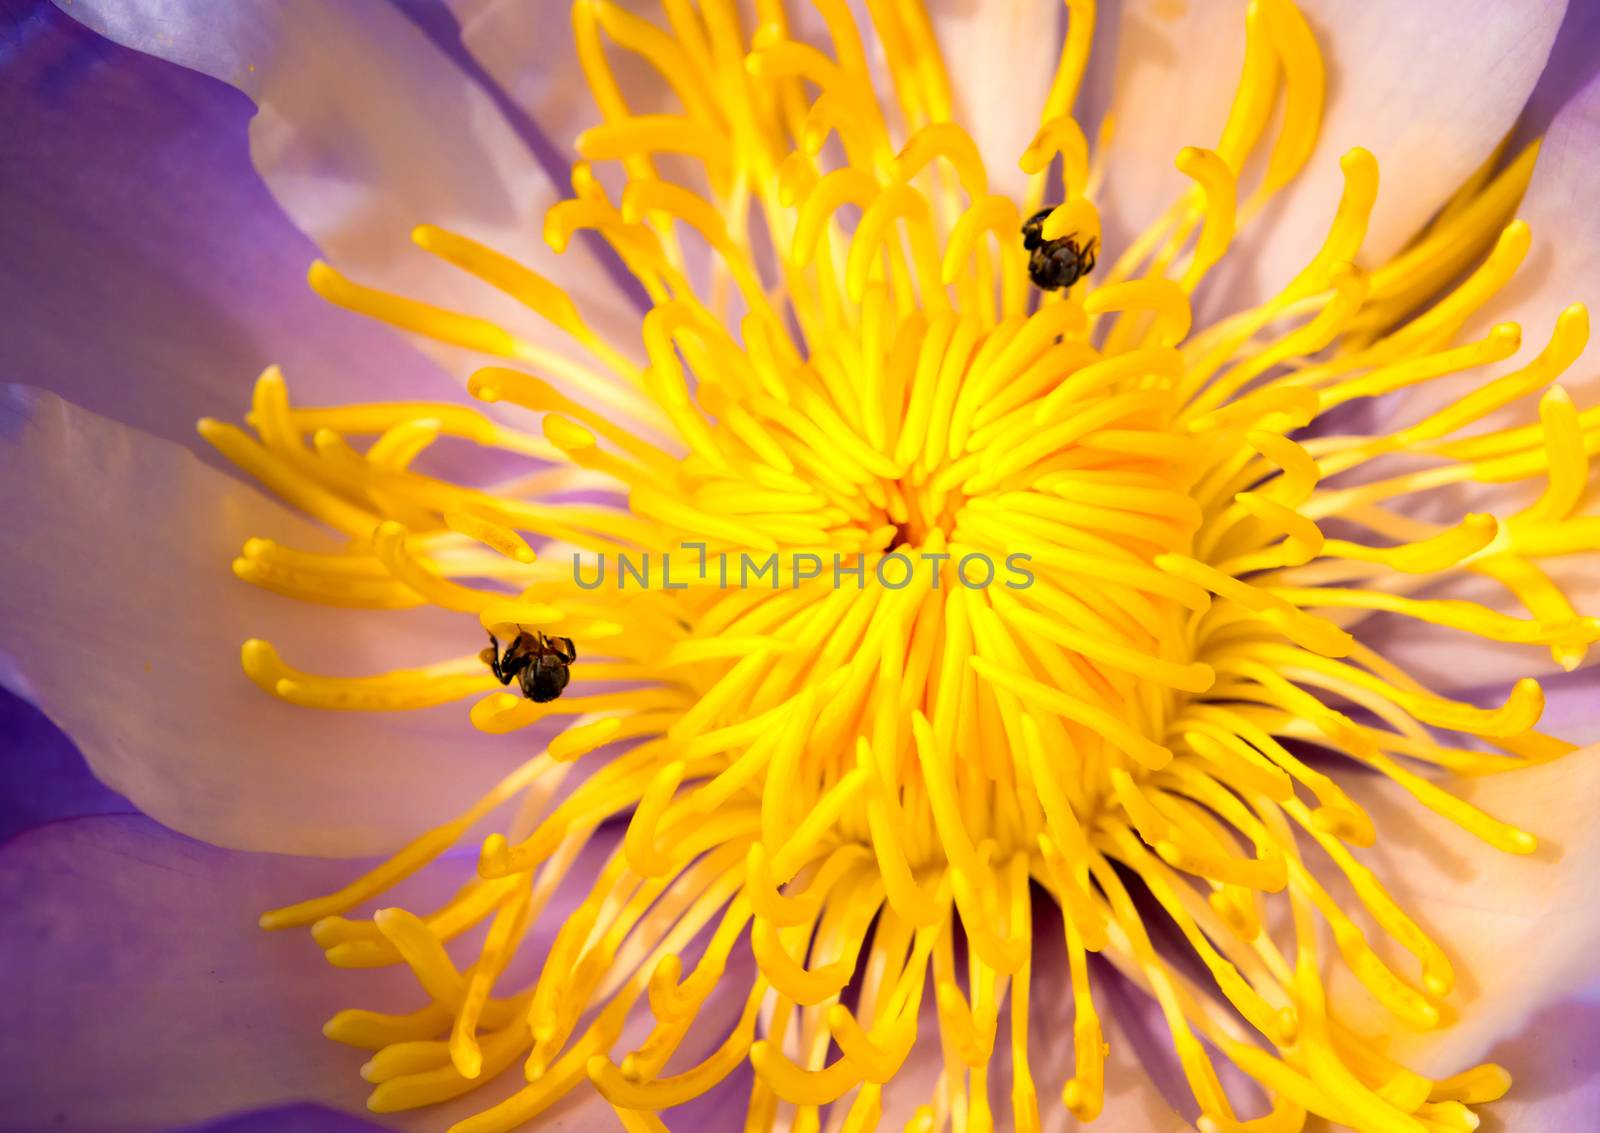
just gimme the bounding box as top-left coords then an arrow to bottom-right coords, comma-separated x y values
4,0 -> 1600,1131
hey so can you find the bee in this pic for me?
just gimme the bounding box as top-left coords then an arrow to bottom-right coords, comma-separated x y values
481,630 -> 576,703
1021,207 -> 1097,292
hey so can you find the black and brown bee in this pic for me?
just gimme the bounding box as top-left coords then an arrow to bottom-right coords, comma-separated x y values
1022,207 -> 1097,292
481,630 -> 576,703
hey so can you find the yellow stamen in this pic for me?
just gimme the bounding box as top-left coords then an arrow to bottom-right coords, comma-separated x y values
202,4 -> 1598,1131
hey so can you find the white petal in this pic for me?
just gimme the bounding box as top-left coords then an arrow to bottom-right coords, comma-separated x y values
1327,744 -> 1600,1076
0,387 -> 525,857
52,0 -> 643,385
926,1 -> 1065,202
1094,1 -> 1564,315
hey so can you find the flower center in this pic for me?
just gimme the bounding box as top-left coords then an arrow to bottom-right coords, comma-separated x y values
200,3 -> 1596,1132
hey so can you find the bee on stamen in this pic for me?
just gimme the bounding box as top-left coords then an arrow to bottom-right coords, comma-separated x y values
480,630 -> 576,703
1021,207 -> 1097,292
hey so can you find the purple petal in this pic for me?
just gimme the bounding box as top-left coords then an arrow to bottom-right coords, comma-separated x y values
0,0 -> 457,453
1523,666 -> 1600,747
0,815 -> 421,1131
173,1104 -> 392,1133
0,687 -> 132,845
1312,981 -> 1600,1130
1405,27 -> 1600,419
1475,987 -> 1600,1131
1514,0 -> 1600,143
0,809 -> 643,1133
50,0 -> 648,401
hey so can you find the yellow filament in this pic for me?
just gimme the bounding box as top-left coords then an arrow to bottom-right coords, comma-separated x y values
1021,115 -> 1089,199
1174,146 -> 1237,291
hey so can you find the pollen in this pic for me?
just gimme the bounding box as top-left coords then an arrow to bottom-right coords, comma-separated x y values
211,2 -> 1595,1131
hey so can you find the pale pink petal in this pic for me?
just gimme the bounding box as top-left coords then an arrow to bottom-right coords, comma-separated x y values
1094,1 -> 1565,315
1326,744 -> 1600,1078
927,0 -> 1065,202
0,387 -> 523,856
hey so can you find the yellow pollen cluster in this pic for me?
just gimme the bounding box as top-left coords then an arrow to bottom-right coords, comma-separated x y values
204,2 -> 1597,1131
